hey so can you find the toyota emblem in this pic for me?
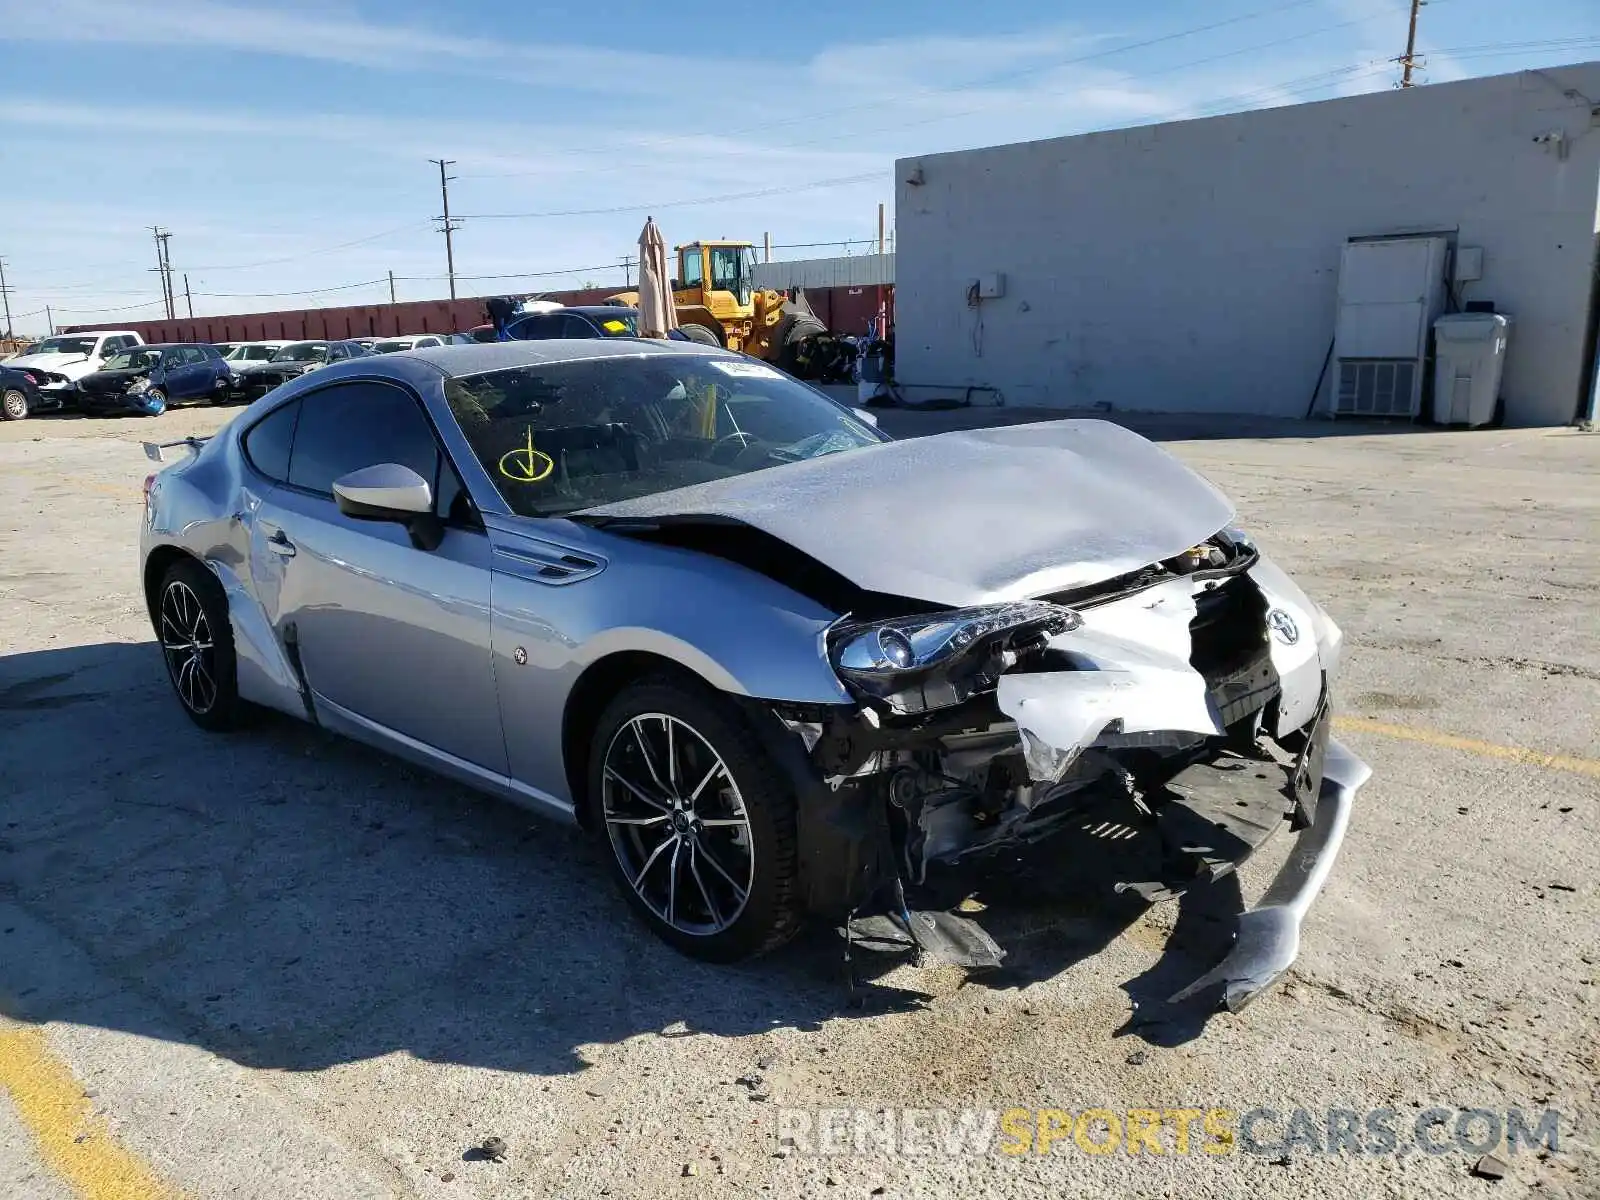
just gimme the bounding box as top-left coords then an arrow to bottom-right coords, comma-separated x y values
1267,609 -> 1300,645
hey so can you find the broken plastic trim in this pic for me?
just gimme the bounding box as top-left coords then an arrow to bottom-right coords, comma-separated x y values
830,601 -> 1081,715
1168,736 -> 1370,1012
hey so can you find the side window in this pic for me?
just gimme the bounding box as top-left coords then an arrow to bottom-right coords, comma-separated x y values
183,346 -> 208,365
508,316 -> 557,341
242,399 -> 300,482
201,345 -> 222,360
286,381 -> 442,501
328,344 -> 348,362
679,248 -> 703,289
557,315 -> 596,338
162,350 -> 185,369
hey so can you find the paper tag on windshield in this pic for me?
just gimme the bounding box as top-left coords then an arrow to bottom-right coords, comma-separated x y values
709,360 -> 783,380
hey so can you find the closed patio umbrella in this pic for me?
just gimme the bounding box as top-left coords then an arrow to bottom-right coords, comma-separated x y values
637,217 -> 678,340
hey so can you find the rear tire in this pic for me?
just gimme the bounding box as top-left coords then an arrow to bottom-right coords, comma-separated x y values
678,323 -> 722,347
156,558 -> 243,732
1,388 -> 27,421
584,676 -> 804,962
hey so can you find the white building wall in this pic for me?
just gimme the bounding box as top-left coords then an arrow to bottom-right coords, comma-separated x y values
895,63 -> 1600,426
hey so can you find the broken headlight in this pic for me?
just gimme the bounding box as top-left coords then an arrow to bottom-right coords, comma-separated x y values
830,601 -> 1082,715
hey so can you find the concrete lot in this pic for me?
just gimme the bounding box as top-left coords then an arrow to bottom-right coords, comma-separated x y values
1,403 -> 1596,1199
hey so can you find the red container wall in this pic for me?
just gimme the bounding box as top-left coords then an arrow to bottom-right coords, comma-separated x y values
60,288 -> 621,343
62,285 -> 893,342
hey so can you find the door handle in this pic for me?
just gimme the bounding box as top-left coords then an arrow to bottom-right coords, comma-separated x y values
266,530 -> 296,558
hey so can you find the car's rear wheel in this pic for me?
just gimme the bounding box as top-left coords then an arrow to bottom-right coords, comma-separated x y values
585,677 -> 803,961
156,558 -> 242,731
1,388 -> 27,421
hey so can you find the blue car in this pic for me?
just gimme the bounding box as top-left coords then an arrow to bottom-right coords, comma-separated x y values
76,344 -> 232,416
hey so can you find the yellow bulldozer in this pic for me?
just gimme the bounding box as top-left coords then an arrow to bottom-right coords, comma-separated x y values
608,239 -> 825,368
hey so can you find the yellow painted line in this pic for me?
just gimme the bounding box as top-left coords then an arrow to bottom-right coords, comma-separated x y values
0,1023 -> 181,1200
1335,715 -> 1600,779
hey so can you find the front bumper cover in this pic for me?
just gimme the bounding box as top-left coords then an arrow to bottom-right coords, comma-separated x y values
1169,735 -> 1368,1010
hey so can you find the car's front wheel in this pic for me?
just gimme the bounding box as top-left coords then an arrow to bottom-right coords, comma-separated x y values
1,388 -> 28,421
586,677 -> 803,962
156,558 -> 242,731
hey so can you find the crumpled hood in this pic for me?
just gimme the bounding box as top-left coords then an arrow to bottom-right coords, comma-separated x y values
8,352 -> 93,377
80,367 -> 157,392
582,419 -> 1235,607
240,358 -> 314,374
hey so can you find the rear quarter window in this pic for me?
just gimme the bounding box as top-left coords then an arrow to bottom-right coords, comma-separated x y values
242,400 -> 301,482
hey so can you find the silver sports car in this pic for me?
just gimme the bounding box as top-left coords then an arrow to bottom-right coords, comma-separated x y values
140,340 -> 1367,1008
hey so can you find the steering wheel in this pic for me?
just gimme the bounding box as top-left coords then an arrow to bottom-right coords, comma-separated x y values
709,430 -> 758,463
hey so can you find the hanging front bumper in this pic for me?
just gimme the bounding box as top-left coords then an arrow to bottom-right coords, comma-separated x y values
1169,736 -> 1370,1011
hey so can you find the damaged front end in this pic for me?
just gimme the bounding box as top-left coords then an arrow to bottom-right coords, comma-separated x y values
772,528 -> 1369,1012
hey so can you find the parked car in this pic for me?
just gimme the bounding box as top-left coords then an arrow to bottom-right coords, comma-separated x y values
230,339 -> 368,400
6,330 -> 145,407
2,342 -> 40,362
503,306 -> 705,344
139,340 -> 1364,1003
0,364 -> 47,420
77,343 -> 231,416
219,341 -> 291,381
369,334 -> 447,354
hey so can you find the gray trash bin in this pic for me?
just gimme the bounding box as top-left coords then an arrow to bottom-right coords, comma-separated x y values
1433,313 -> 1510,427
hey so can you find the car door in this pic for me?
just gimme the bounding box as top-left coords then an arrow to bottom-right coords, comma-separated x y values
247,379 -> 505,774
176,347 -> 211,399
156,349 -> 190,398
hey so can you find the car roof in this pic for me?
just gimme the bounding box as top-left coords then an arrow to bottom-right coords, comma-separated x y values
133,342 -> 207,351
406,338 -> 729,376
557,305 -> 640,317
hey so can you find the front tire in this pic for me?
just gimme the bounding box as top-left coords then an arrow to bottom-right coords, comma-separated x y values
140,387 -> 168,416
156,558 -> 242,731
678,323 -> 722,347
585,677 -> 803,962
1,388 -> 27,421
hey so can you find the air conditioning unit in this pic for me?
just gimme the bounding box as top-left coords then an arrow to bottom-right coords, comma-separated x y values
1332,236 -> 1449,419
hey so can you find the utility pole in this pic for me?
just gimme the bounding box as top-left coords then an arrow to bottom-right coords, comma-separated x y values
388,270 -> 396,303
763,232 -> 771,263
878,204 -> 886,256
430,158 -> 461,300
619,256 -> 635,288
1399,0 -> 1424,87
150,227 -> 176,319
45,304 -> 53,334
0,259 -> 13,338
183,273 -> 193,319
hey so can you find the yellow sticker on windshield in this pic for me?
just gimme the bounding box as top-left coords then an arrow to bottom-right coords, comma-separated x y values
499,427 -> 554,483
601,319 -> 628,333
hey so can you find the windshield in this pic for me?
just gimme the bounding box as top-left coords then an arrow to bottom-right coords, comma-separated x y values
444,354 -> 883,518
273,342 -> 328,362
102,348 -> 163,371
231,344 -> 279,360
34,337 -> 98,357
371,340 -> 411,354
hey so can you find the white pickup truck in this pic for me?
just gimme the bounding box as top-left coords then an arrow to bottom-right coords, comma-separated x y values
6,331 -> 146,407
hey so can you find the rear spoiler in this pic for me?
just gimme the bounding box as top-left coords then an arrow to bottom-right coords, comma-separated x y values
142,436 -> 211,463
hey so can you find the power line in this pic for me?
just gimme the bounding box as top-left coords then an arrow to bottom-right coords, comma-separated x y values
452,172 -> 887,221
457,0 -> 1330,181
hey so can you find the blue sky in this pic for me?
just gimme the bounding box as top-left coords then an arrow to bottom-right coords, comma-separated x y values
0,0 -> 1595,332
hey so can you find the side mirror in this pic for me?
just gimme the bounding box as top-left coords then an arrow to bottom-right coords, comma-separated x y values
333,463 -> 443,550
852,407 -> 880,428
